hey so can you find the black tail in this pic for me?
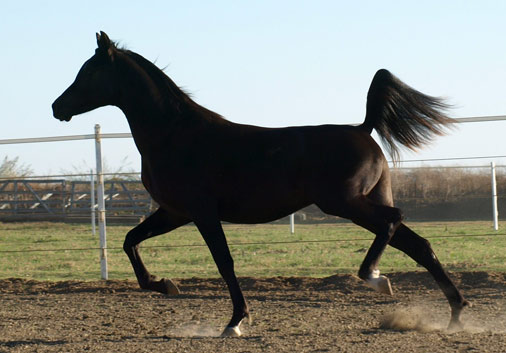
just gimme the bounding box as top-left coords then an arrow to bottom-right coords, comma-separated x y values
360,69 -> 456,162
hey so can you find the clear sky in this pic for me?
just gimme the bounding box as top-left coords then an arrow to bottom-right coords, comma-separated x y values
2,1 -> 506,175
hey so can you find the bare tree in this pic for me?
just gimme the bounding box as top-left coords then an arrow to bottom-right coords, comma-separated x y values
0,156 -> 33,178
59,156 -> 139,180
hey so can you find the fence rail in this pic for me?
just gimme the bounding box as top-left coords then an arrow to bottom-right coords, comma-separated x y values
0,178 -> 152,221
1,115 -> 505,279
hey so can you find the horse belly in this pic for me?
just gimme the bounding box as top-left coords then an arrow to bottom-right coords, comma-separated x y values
218,183 -> 309,224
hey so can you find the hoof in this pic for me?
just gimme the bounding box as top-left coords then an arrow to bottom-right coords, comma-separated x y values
145,277 -> 180,295
221,325 -> 241,337
447,319 -> 464,332
160,278 -> 180,295
447,300 -> 470,332
366,275 -> 393,295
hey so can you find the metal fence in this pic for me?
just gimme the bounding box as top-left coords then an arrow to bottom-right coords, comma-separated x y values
1,116 -> 505,279
0,178 -> 152,222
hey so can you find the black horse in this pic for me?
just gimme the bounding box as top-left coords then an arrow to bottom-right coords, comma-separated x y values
52,32 -> 469,336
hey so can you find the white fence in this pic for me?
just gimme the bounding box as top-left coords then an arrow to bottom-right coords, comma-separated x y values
0,124 -> 122,279
1,116 -> 505,279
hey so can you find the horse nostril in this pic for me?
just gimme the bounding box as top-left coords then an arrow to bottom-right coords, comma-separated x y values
51,100 -> 71,121
52,102 -> 62,119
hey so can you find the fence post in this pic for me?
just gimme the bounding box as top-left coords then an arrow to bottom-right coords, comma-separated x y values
90,169 -> 96,236
95,124 -> 108,280
491,161 -> 499,231
290,213 -> 295,234
13,181 -> 18,214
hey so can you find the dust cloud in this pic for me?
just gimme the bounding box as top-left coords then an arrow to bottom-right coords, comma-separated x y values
380,305 -> 506,334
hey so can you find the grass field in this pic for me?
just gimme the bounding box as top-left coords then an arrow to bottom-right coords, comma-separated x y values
1,221 -> 505,281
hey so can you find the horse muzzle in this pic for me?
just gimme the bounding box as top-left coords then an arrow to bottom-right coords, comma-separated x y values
52,101 -> 73,122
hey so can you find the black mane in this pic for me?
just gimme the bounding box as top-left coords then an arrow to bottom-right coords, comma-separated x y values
118,46 -> 227,122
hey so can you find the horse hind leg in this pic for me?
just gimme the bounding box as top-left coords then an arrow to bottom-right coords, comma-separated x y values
123,207 -> 190,295
317,195 -> 403,295
353,203 -> 404,295
388,224 -> 470,329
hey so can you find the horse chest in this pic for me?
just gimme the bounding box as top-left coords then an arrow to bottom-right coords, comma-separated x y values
141,169 -> 178,204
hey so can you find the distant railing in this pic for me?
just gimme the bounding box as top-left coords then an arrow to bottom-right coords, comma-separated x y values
1,115 -> 505,279
0,179 -> 67,217
0,178 -> 152,221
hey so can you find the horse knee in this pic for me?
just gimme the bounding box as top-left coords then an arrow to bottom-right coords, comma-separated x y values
123,231 -> 139,253
211,255 -> 236,280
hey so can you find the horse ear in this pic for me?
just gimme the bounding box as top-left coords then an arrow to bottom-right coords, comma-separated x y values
96,31 -> 112,49
96,31 -> 115,60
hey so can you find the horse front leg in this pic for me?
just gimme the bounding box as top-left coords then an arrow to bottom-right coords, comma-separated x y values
388,223 -> 470,330
123,207 -> 190,295
194,217 -> 249,337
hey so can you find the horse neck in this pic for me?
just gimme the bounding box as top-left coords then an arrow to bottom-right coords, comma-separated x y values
114,57 -> 190,155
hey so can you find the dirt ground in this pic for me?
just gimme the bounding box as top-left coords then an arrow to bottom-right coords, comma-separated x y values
0,272 -> 505,353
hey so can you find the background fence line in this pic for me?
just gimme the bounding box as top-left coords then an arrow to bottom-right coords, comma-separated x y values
1,231 -> 504,255
1,115 -> 505,279
1,116 -> 504,145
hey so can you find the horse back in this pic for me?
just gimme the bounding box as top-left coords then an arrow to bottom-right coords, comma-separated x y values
140,120 -> 388,222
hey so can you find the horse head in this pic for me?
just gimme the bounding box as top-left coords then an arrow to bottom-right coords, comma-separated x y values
52,31 -> 118,121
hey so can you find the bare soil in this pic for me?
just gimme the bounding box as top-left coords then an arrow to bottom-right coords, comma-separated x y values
1,272 -> 505,352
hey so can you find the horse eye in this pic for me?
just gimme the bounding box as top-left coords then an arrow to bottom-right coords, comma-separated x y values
78,60 -> 99,79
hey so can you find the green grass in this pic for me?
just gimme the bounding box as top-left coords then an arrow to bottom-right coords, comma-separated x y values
0,221 -> 505,281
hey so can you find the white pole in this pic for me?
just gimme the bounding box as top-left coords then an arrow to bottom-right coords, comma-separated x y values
90,169 -> 96,236
491,161 -> 499,231
95,124 -> 108,279
290,213 -> 295,234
